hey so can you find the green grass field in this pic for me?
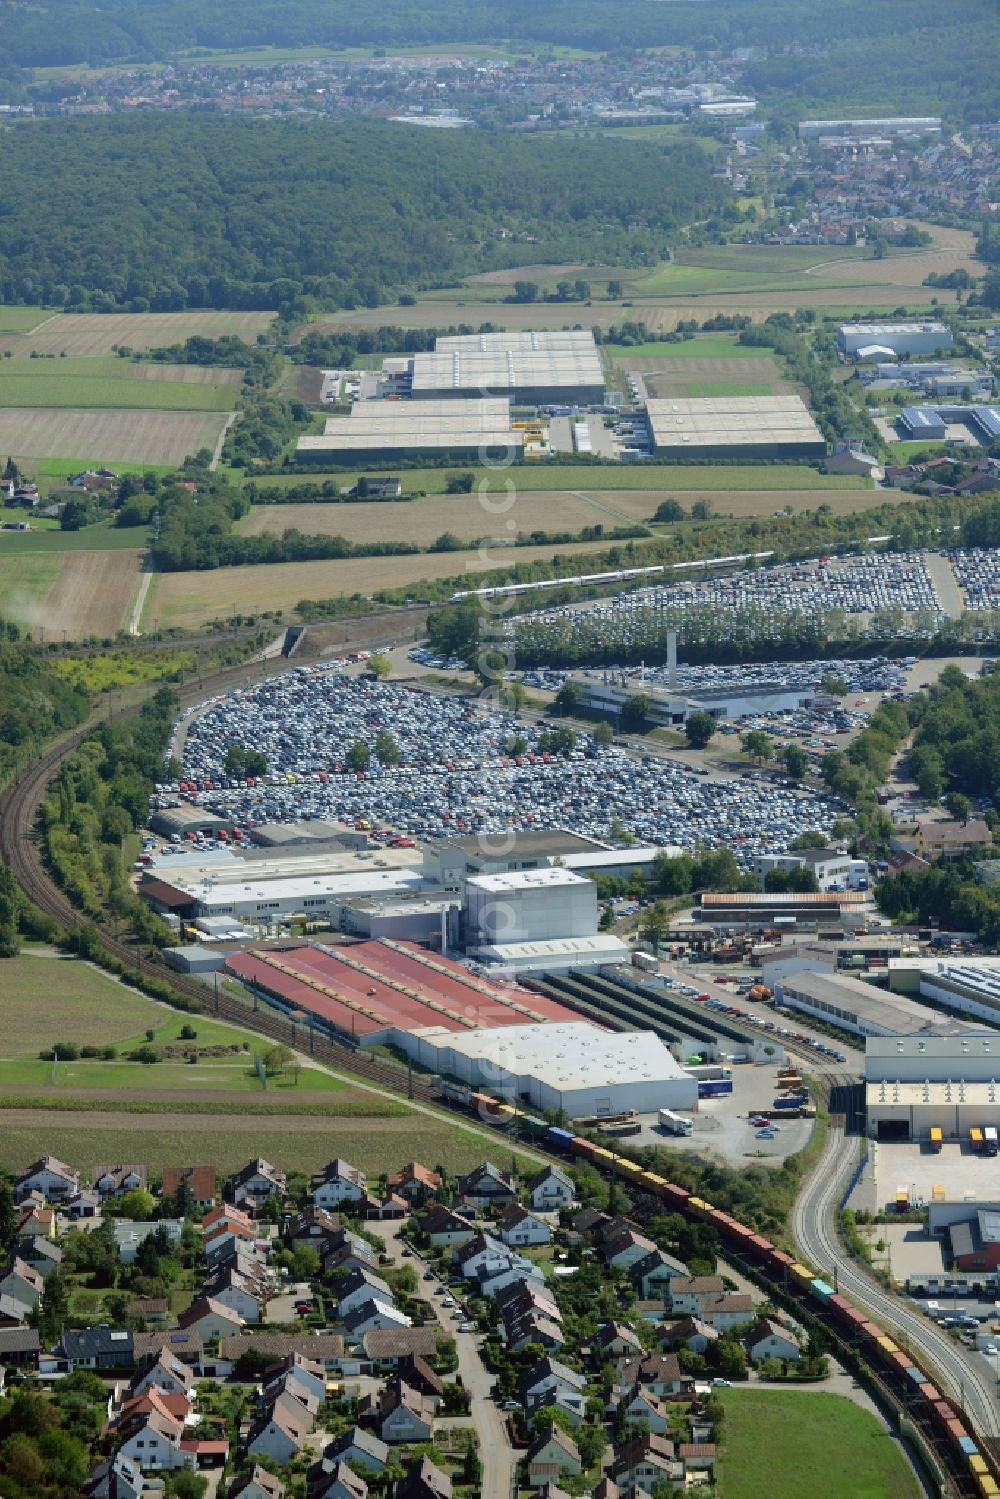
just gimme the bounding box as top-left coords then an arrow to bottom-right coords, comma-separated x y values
0,553 -> 63,616
604,336 -> 765,359
683,381 -> 773,397
0,955 -> 161,1055
0,308 -> 56,333
0,518 -> 151,552
0,366 -> 236,411
716,1390 -> 921,1499
266,463 -> 867,495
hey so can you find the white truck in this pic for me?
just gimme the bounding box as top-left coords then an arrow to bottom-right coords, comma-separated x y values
658,1108 -> 693,1137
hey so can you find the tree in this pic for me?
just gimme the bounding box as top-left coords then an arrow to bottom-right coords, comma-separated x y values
945,792 -> 972,825
653,498 -> 685,523
554,680 -> 582,714
375,730 -> 401,766
33,1265 -> 69,1342
165,1472 -> 209,1499
639,901 -> 669,949
786,863 -> 820,893
263,1044 -> 294,1076
105,1187 -> 155,1221
368,653 -> 391,679
345,740 -> 370,772
741,729 -> 772,764
620,693 -> 651,731
607,280 -> 623,299
513,280 -> 538,302
685,711 -> 716,750
782,743 -> 809,780
594,720 -> 614,748
691,498 -> 712,522
224,744 -> 267,779
789,829 -> 826,850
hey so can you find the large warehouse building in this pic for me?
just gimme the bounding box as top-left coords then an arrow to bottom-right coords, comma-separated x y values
774,969 -> 971,1039
888,958 -> 1000,1024
296,398 -> 524,464
408,329 -> 605,407
644,395 -> 825,459
404,1020 -> 700,1116
837,321 -> 953,359
865,1032 -> 1000,1142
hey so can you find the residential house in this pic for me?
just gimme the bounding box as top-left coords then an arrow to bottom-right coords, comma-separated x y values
336,1268 -> 395,1318
312,1159 -> 366,1211
263,1352 -> 327,1406
396,1457 -> 452,1499
505,1311 -> 565,1354
228,1467 -> 286,1499
387,1163 -> 441,1204
64,1190 -> 101,1221
655,1317 -> 717,1355
665,1276 -> 725,1315
630,1248 -> 687,1300
678,1443 -> 716,1473
396,1354 -> 444,1407
205,1264 -> 268,1324
17,1236 -> 63,1280
615,1354 -> 687,1399
92,1164 -> 148,1198
218,1332 -> 346,1375
287,1207 -> 342,1253
59,1325 -> 134,1370
501,1284 -> 566,1353
261,1371 -> 321,1421
245,1394 -> 313,1465
610,1434 -> 680,1491
525,1427 -> 581,1487
83,1452 -> 156,1499
126,1297 -> 169,1324
601,1229 -> 658,1273
14,1156 -> 79,1202
370,1379 -> 436,1443
455,1162 -> 516,1208
0,1327 -> 40,1369
177,1297 -> 243,1342
133,1330 -> 204,1371
312,1427 -> 388,1475
321,1234 -> 380,1277
620,1387 -> 670,1435
130,1348 -> 195,1400
342,1299 -> 412,1341
569,1206 -> 608,1238
361,1327 -> 447,1368
499,1204 -> 551,1248
595,1322 -> 643,1360
422,1205 -> 477,1250
518,1357 -> 587,1413
476,1256 -> 544,1302
745,1317 -> 801,1363
528,1166 -> 575,1213
115,1220 -> 183,1264
14,1204 -> 55,1240
0,1258 -> 44,1310
824,441 -> 883,479
454,1232 -> 508,1279
699,1293 -> 754,1333
228,1159 -> 287,1213
360,1192 -> 406,1221
162,1166 -> 217,1210
0,1296 -> 28,1327
307,1460 -> 367,1499
115,1401 -> 192,1472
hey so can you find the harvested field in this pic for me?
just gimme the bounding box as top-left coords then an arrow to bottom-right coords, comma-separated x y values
239,491 -> 619,545
640,486 -> 892,521
0,408 -> 230,465
13,311 -> 276,357
37,549 -> 143,638
261,463 -> 867,495
283,365 -> 326,404
149,537 -> 641,629
0,1111 -> 530,1177
617,356 -> 780,378
126,362 -> 244,386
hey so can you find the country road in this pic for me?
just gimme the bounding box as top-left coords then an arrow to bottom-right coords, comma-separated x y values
792,1109 -> 1000,1438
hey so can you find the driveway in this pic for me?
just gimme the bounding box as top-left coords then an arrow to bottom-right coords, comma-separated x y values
365,1219 -> 516,1499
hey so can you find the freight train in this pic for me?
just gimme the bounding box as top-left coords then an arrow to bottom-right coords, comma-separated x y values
440,1083 -> 995,1496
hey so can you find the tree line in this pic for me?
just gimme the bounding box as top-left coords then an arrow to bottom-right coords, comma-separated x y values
0,116 -> 724,315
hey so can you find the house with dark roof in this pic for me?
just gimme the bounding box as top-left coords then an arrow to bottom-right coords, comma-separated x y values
455,1162 -> 516,1207
92,1164 -> 148,1198
0,1327 -> 40,1368
312,1159 -> 366,1211
525,1426 -> 581,1487
421,1205 -> 477,1249
528,1166 -> 576,1212
630,1247 -> 687,1300
310,1427 -> 388,1476
499,1204 -> 551,1248
307,1460 -> 367,1499
287,1206 -> 342,1252
396,1456 -> 452,1499
614,1353 -> 687,1399
14,1156 -> 79,1203
387,1163 -> 441,1204
744,1317 -> 801,1363
228,1159 -> 287,1212
610,1434 -> 679,1491
17,1236 -> 63,1280
59,1325 -> 135,1370
228,1467 -> 286,1499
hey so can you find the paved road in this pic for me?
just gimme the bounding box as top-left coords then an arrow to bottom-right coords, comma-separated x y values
792,1116 -> 1000,1437
923,552 -> 966,620
367,1220 -> 515,1499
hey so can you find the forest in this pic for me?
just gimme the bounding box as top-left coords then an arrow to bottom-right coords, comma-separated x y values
0,117 -> 724,314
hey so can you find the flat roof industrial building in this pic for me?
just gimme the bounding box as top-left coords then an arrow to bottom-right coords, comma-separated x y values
837,322 -> 953,359
864,1032 -> 1000,1142
408,330 -> 604,406
644,395 -> 825,459
799,117 -> 941,141
296,398 -> 524,464
403,1019 -> 699,1116
774,969 -> 972,1039
896,403 -> 1000,444
889,960 -> 1000,1026
224,938 -> 579,1043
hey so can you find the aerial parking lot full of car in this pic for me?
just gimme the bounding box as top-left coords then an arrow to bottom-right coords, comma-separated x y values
171,668 -> 842,862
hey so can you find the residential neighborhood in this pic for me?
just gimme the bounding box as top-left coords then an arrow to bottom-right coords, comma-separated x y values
0,1147 -> 826,1498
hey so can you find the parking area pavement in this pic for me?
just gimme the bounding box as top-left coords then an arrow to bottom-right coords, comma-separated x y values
624,1063 -> 814,1170
170,669 -> 841,864
870,1139 -> 999,1216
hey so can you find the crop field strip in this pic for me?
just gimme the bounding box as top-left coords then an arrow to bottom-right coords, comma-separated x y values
0,310 -> 276,357
0,369 -> 238,411
0,408 -> 231,465
257,464 -> 869,495
38,550 -> 144,639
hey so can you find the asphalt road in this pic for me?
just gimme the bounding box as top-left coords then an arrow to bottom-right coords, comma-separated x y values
792,1115 -> 1000,1438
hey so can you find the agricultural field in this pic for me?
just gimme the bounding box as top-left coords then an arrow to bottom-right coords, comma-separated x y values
0,1112 -> 526,1178
38,549 -> 144,639
50,648 -> 197,693
682,381 -> 773,397
0,363 -> 238,411
605,337 -> 769,361
0,518 -> 152,552
0,955 -> 170,1056
715,1389 -> 920,1499
0,554 -> 64,625
239,490 -> 637,545
260,463 -> 869,495
0,310 -> 276,357
598,486 -> 888,522
145,536 -> 640,629
0,408 -> 230,466
0,308 -> 57,333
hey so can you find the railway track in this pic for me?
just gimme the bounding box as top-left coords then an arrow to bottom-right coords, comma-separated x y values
0,656 -> 445,1107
